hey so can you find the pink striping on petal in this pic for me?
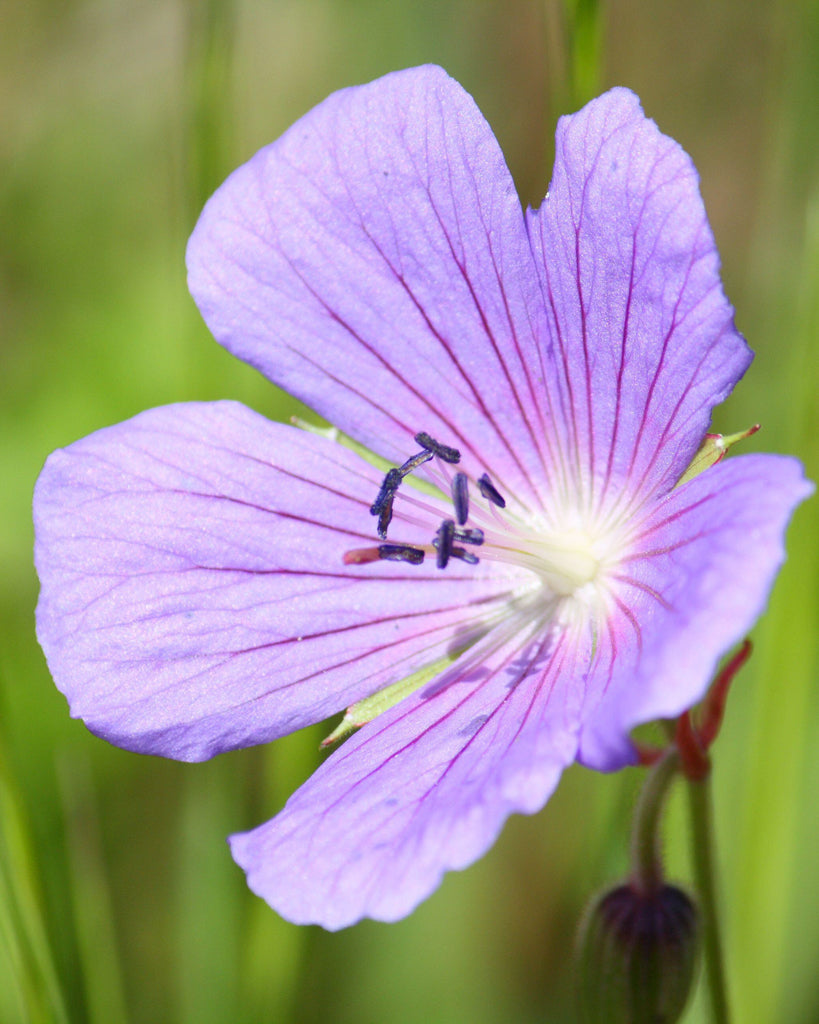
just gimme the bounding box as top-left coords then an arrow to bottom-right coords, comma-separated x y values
34,401 -> 528,762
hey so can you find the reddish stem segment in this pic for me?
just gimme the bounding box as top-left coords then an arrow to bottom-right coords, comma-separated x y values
676,638 -> 752,780
698,639 -> 752,749
632,638 -> 752,780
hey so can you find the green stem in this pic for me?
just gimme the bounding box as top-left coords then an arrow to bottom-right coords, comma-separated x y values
560,0 -> 604,108
687,772 -> 731,1024
630,747 -> 680,893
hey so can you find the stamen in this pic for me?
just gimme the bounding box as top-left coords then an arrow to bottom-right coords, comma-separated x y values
415,432 -> 461,464
453,527 -> 484,546
343,547 -> 382,565
375,500 -> 394,540
377,544 -> 426,565
399,449 -> 434,475
354,434 -> 489,575
351,436 -> 616,596
434,519 -> 455,569
370,468 -> 402,539
451,471 -> 469,525
370,468 -> 402,515
450,546 -> 479,565
478,473 -> 506,509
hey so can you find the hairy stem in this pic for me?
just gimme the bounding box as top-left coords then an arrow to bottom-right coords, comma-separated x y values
630,747 -> 680,893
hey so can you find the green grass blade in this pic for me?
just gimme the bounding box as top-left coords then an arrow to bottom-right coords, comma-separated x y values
0,740 -> 70,1024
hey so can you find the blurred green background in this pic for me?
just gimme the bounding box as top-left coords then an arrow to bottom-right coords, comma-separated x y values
1,1 -> 818,1021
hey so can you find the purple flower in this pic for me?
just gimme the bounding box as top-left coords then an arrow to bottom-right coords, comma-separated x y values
34,66 -> 811,930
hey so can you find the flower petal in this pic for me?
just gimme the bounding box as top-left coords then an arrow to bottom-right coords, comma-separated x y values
34,401 -> 521,762
577,454 -> 813,770
527,88 -> 752,511
187,65 -> 555,509
230,626 -> 582,929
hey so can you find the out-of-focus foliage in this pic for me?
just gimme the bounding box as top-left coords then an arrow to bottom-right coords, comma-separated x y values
1,1 -> 817,1021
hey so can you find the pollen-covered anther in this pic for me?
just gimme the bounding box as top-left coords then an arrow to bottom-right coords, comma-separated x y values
450,545 -> 479,565
451,472 -> 469,524
478,473 -> 506,508
399,449 -> 434,475
370,468 -> 402,515
432,519 -> 483,571
414,432 -> 461,464
453,527 -> 483,546
378,544 -> 426,565
343,544 -> 426,565
435,519 -> 455,569
369,468 -> 403,539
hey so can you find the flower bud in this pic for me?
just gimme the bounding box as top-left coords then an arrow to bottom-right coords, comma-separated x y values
575,882 -> 700,1024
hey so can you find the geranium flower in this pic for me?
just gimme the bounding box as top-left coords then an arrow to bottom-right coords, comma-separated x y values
34,66 -> 811,930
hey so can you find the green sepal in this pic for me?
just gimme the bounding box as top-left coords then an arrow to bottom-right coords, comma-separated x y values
677,424 -> 760,486
291,416 -> 386,468
321,652 -> 459,748
291,416 -> 442,498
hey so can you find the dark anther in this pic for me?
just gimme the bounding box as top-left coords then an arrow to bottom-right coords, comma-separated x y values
434,519 -> 455,569
370,468 -> 403,538
375,499 -> 395,540
453,527 -> 484,546
378,544 -> 425,565
451,471 -> 469,525
414,432 -> 461,464
370,468 -> 402,515
399,449 -> 434,476
450,546 -> 479,565
478,473 -> 506,509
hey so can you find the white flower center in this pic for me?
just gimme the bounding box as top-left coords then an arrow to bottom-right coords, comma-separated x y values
469,498 -> 634,635
486,524 -> 602,595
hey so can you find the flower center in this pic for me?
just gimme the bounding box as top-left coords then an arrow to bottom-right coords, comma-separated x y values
497,527 -> 601,595
344,432 -> 625,607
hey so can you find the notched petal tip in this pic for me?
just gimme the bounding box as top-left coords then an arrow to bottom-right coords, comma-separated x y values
185,61 -> 549,501
528,82 -> 754,501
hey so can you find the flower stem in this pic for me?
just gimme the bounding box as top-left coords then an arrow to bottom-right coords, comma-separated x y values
630,747 -> 679,893
686,771 -> 731,1024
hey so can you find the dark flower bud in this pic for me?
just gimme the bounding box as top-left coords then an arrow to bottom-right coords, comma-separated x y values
575,883 -> 700,1024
